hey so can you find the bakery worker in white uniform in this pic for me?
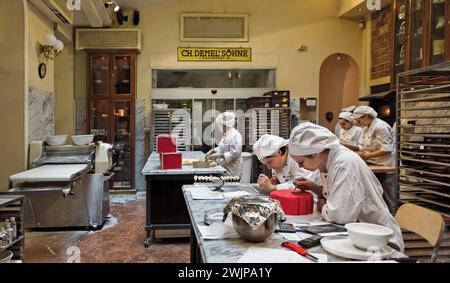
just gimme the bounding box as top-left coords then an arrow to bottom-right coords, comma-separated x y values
334,105 -> 356,136
205,112 -> 243,176
289,122 -> 404,251
337,111 -> 363,148
252,134 -> 321,194
350,106 -> 396,214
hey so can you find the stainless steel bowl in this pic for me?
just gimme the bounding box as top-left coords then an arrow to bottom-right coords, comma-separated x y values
232,213 -> 277,242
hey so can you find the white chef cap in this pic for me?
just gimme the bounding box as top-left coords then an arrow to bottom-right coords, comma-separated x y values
339,111 -> 353,122
289,122 -> 340,156
342,105 -> 356,113
253,134 -> 289,161
216,112 -> 236,128
352,106 -> 378,119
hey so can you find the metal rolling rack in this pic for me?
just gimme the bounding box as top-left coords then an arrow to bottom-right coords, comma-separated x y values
247,107 -> 291,180
248,107 -> 291,147
397,62 -> 450,218
151,109 -> 191,151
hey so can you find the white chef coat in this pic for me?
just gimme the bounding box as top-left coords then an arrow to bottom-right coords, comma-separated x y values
273,155 -> 321,190
338,126 -> 363,147
334,122 -> 342,136
319,145 -> 404,251
214,127 -> 243,176
358,118 -> 395,167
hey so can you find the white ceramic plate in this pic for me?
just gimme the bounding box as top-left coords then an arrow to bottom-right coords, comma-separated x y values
321,236 -> 395,261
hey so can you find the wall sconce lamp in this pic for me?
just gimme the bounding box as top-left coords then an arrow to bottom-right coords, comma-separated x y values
40,34 -> 64,60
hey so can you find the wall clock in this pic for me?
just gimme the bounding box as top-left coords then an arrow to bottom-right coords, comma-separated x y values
38,63 -> 46,79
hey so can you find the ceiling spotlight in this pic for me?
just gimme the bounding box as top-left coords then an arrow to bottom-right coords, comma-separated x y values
105,1 -> 120,13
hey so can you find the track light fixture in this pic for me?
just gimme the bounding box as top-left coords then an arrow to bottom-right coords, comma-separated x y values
105,1 -> 120,13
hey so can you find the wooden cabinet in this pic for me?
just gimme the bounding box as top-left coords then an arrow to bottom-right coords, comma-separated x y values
87,51 -> 136,190
392,0 -> 450,83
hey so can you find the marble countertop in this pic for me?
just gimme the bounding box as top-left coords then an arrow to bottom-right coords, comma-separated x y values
141,151 -> 227,176
182,184 -> 406,263
9,164 -> 89,183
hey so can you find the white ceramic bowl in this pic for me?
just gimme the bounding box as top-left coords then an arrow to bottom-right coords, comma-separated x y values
71,135 -> 94,145
153,104 -> 168,110
45,135 -> 67,146
345,223 -> 393,250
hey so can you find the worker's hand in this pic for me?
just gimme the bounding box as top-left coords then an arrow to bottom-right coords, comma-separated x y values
357,151 -> 370,160
257,174 -> 276,194
270,176 -> 280,185
207,153 -> 220,161
205,149 -> 216,158
317,197 -> 327,212
293,177 -> 322,197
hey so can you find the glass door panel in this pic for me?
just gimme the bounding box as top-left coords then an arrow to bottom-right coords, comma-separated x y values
410,0 -> 425,69
394,0 -> 408,75
430,0 -> 446,65
90,55 -> 110,96
113,101 -> 132,189
215,99 -> 235,113
90,100 -> 110,143
114,56 -> 131,95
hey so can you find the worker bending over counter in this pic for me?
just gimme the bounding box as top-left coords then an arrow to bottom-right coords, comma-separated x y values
252,134 -> 320,194
289,122 -> 404,252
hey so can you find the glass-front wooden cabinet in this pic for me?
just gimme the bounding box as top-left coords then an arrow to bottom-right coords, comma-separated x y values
88,51 -> 136,190
392,0 -> 450,84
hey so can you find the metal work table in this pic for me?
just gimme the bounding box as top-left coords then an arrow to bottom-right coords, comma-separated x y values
182,184 -> 406,263
0,195 -> 24,208
142,151 -> 226,246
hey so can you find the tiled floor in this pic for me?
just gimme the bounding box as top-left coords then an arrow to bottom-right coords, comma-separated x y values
24,193 -> 190,263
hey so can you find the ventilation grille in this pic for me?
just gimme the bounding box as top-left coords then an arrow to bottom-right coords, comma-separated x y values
76,29 -> 141,50
180,13 -> 248,42
30,0 -> 73,24
50,0 -> 72,23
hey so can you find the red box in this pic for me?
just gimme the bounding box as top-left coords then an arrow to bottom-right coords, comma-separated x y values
160,152 -> 182,170
156,135 -> 177,153
270,190 -> 313,215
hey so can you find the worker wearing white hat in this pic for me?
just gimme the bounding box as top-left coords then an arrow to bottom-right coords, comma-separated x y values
350,106 -> 394,167
205,112 -> 242,176
289,122 -> 404,251
334,105 -> 357,136
351,106 -> 396,214
337,112 -> 362,148
252,134 -> 321,194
